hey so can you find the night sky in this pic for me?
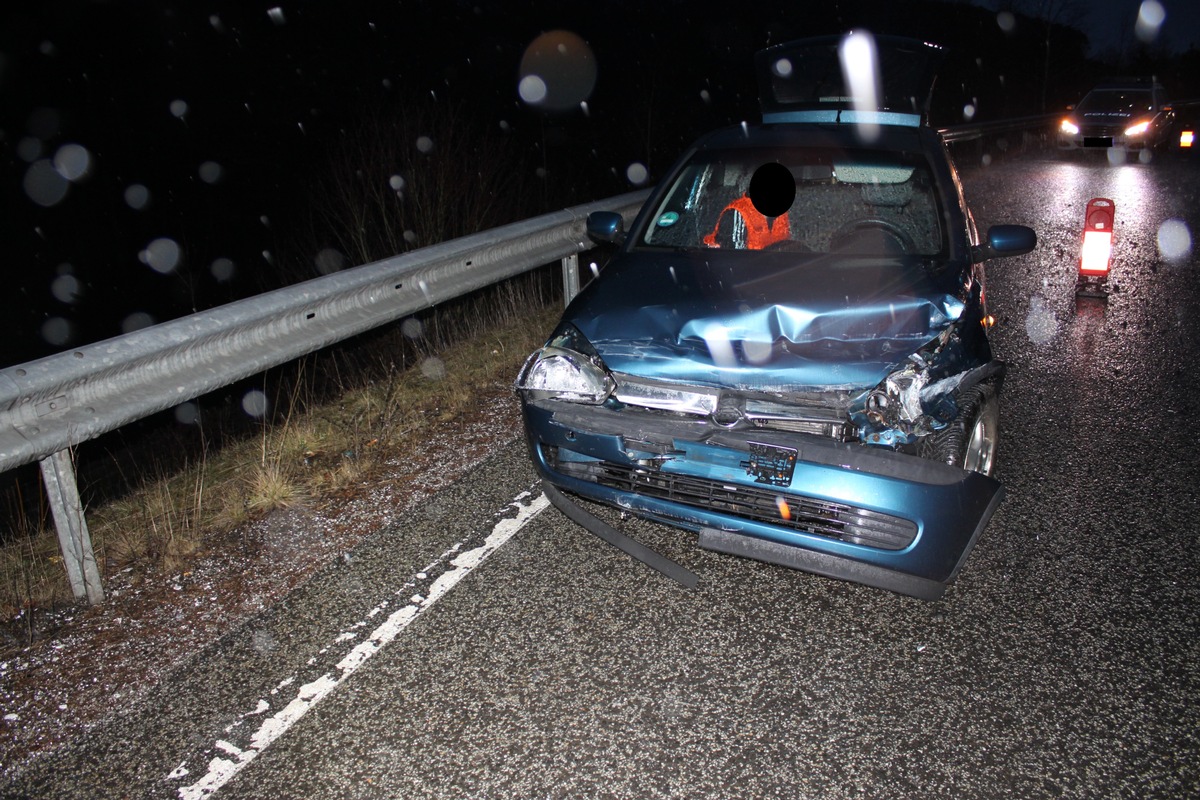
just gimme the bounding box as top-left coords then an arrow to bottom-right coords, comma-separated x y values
2,0 -> 1193,368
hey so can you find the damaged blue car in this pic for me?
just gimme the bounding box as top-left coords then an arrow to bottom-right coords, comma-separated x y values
516,35 -> 1036,599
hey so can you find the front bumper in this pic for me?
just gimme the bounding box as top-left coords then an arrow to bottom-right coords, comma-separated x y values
1057,131 -> 1148,150
522,398 -> 1003,599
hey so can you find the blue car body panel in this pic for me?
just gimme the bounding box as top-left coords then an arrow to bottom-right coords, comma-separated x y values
574,250 -> 971,392
516,35 -> 1033,599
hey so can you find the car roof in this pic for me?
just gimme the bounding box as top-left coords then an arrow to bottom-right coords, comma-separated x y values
755,34 -> 944,128
1087,77 -> 1165,93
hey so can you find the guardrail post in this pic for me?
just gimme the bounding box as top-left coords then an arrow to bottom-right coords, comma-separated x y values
39,449 -> 103,604
561,253 -> 580,306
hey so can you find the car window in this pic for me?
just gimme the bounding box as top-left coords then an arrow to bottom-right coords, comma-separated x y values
641,148 -> 944,256
1076,89 -> 1155,114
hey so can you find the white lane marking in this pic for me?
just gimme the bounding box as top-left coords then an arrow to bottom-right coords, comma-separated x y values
173,490 -> 549,799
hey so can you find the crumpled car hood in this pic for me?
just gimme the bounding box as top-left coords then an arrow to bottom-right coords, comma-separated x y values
566,251 -> 967,392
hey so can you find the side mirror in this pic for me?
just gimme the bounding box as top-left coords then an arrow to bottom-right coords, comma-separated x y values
586,211 -> 626,245
972,224 -> 1037,262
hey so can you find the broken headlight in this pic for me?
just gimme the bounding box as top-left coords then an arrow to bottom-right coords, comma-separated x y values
516,325 -> 614,404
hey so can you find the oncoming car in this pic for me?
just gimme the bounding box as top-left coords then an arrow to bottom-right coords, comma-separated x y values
1057,79 -> 1173,153
516,34 -> 1036,600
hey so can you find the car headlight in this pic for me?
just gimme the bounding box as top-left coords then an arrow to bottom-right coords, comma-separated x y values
1060,119 -> 1080,135
516,344 -> 614,404
1124,120 -> 1150,136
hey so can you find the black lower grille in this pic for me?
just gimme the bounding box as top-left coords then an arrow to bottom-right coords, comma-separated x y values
551,452 -> 917,551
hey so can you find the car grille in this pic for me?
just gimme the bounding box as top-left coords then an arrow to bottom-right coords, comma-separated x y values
551,452 -> 917,551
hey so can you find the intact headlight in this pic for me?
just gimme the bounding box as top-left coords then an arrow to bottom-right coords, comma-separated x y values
516,346 -> 614,404
1060,119 -> 1080,135
1124,120 -> 1150,136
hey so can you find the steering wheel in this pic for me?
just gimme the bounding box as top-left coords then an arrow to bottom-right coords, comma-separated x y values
829,218 -> 915,254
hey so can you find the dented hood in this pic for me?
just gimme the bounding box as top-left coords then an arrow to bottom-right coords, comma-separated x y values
566,251 -> 967,392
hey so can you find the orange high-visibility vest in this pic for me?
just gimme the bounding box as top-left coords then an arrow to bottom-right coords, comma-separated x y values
703,196 -> 790,249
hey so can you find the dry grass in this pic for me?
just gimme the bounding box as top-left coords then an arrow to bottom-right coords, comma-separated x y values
0,287 -> 562,622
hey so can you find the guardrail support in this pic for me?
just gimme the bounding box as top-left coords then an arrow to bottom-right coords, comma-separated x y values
39,449 -> 103,604
561,253 -> 580,306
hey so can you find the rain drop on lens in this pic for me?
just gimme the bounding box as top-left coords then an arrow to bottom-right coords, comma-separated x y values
518,31 -> 596,110
24,160 -> 70,207
125,184 -> 151,210
140,238 -> 182,274
199,161 -> 224,184
314,248 -> 346,274
211,258 -> 235,282
51,273 -> 82,304
53,144 -> 91,181
242,390 -> 269,418
518,75 -> 548,105
41,317 -> 72,347
122,312 -> 155,332
1157,219 -> 1192,262
174,402 -> 200,425
401,318 -> 424,339
421,357 -> 446,380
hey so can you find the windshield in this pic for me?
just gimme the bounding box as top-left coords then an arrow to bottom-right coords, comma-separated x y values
640,148 -> 944,256
1076,89 -> 1155,115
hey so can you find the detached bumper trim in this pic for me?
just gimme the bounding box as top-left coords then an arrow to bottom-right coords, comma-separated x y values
699,528 -> 946,600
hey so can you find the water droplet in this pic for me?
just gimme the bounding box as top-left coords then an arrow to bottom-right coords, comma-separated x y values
314,248 -> 346,274
626,162 -> 648,185
420,357 -> 446,380
1157,219 -> 1192,262
24,160 -> 69,206
242,389 -> 269,418
122,311 -> 155,332
198,161 -> 224,184
518,30 -> 596,110
174,402 -> 200,425
41,317 -> 72,346
169,99 -> 189,119
401,318 -> 424,339
125,184 -> 151,210
140,238 -> 182,274
416,136 -> 434,154
1135,1 -> 1165,43
211,257 -> 235,282
51,274 -> 82,304
17,137 -> 43,163
267,7 -> 287,25
53,143 -> 91,181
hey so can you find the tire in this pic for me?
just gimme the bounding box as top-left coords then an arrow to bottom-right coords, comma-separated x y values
919,383 -> 999,476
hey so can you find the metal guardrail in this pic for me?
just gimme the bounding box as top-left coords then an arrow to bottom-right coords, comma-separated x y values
4,114 -> 1057,603
938,113 -> 1059,144
1,190 -> 648,602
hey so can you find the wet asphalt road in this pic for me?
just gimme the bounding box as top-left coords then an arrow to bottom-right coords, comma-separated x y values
4,148 -> 1200,799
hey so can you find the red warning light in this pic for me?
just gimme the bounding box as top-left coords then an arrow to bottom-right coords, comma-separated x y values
1182,130 -> 1195,148
1079,198 -> 1115,278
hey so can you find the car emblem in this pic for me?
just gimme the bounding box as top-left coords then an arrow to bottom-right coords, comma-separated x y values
745,442 -> 798,486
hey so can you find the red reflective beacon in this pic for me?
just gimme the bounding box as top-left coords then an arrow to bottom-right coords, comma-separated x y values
1079,197 -> 1114,278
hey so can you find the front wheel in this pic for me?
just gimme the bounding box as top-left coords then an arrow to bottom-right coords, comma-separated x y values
919,384 -> 999,476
